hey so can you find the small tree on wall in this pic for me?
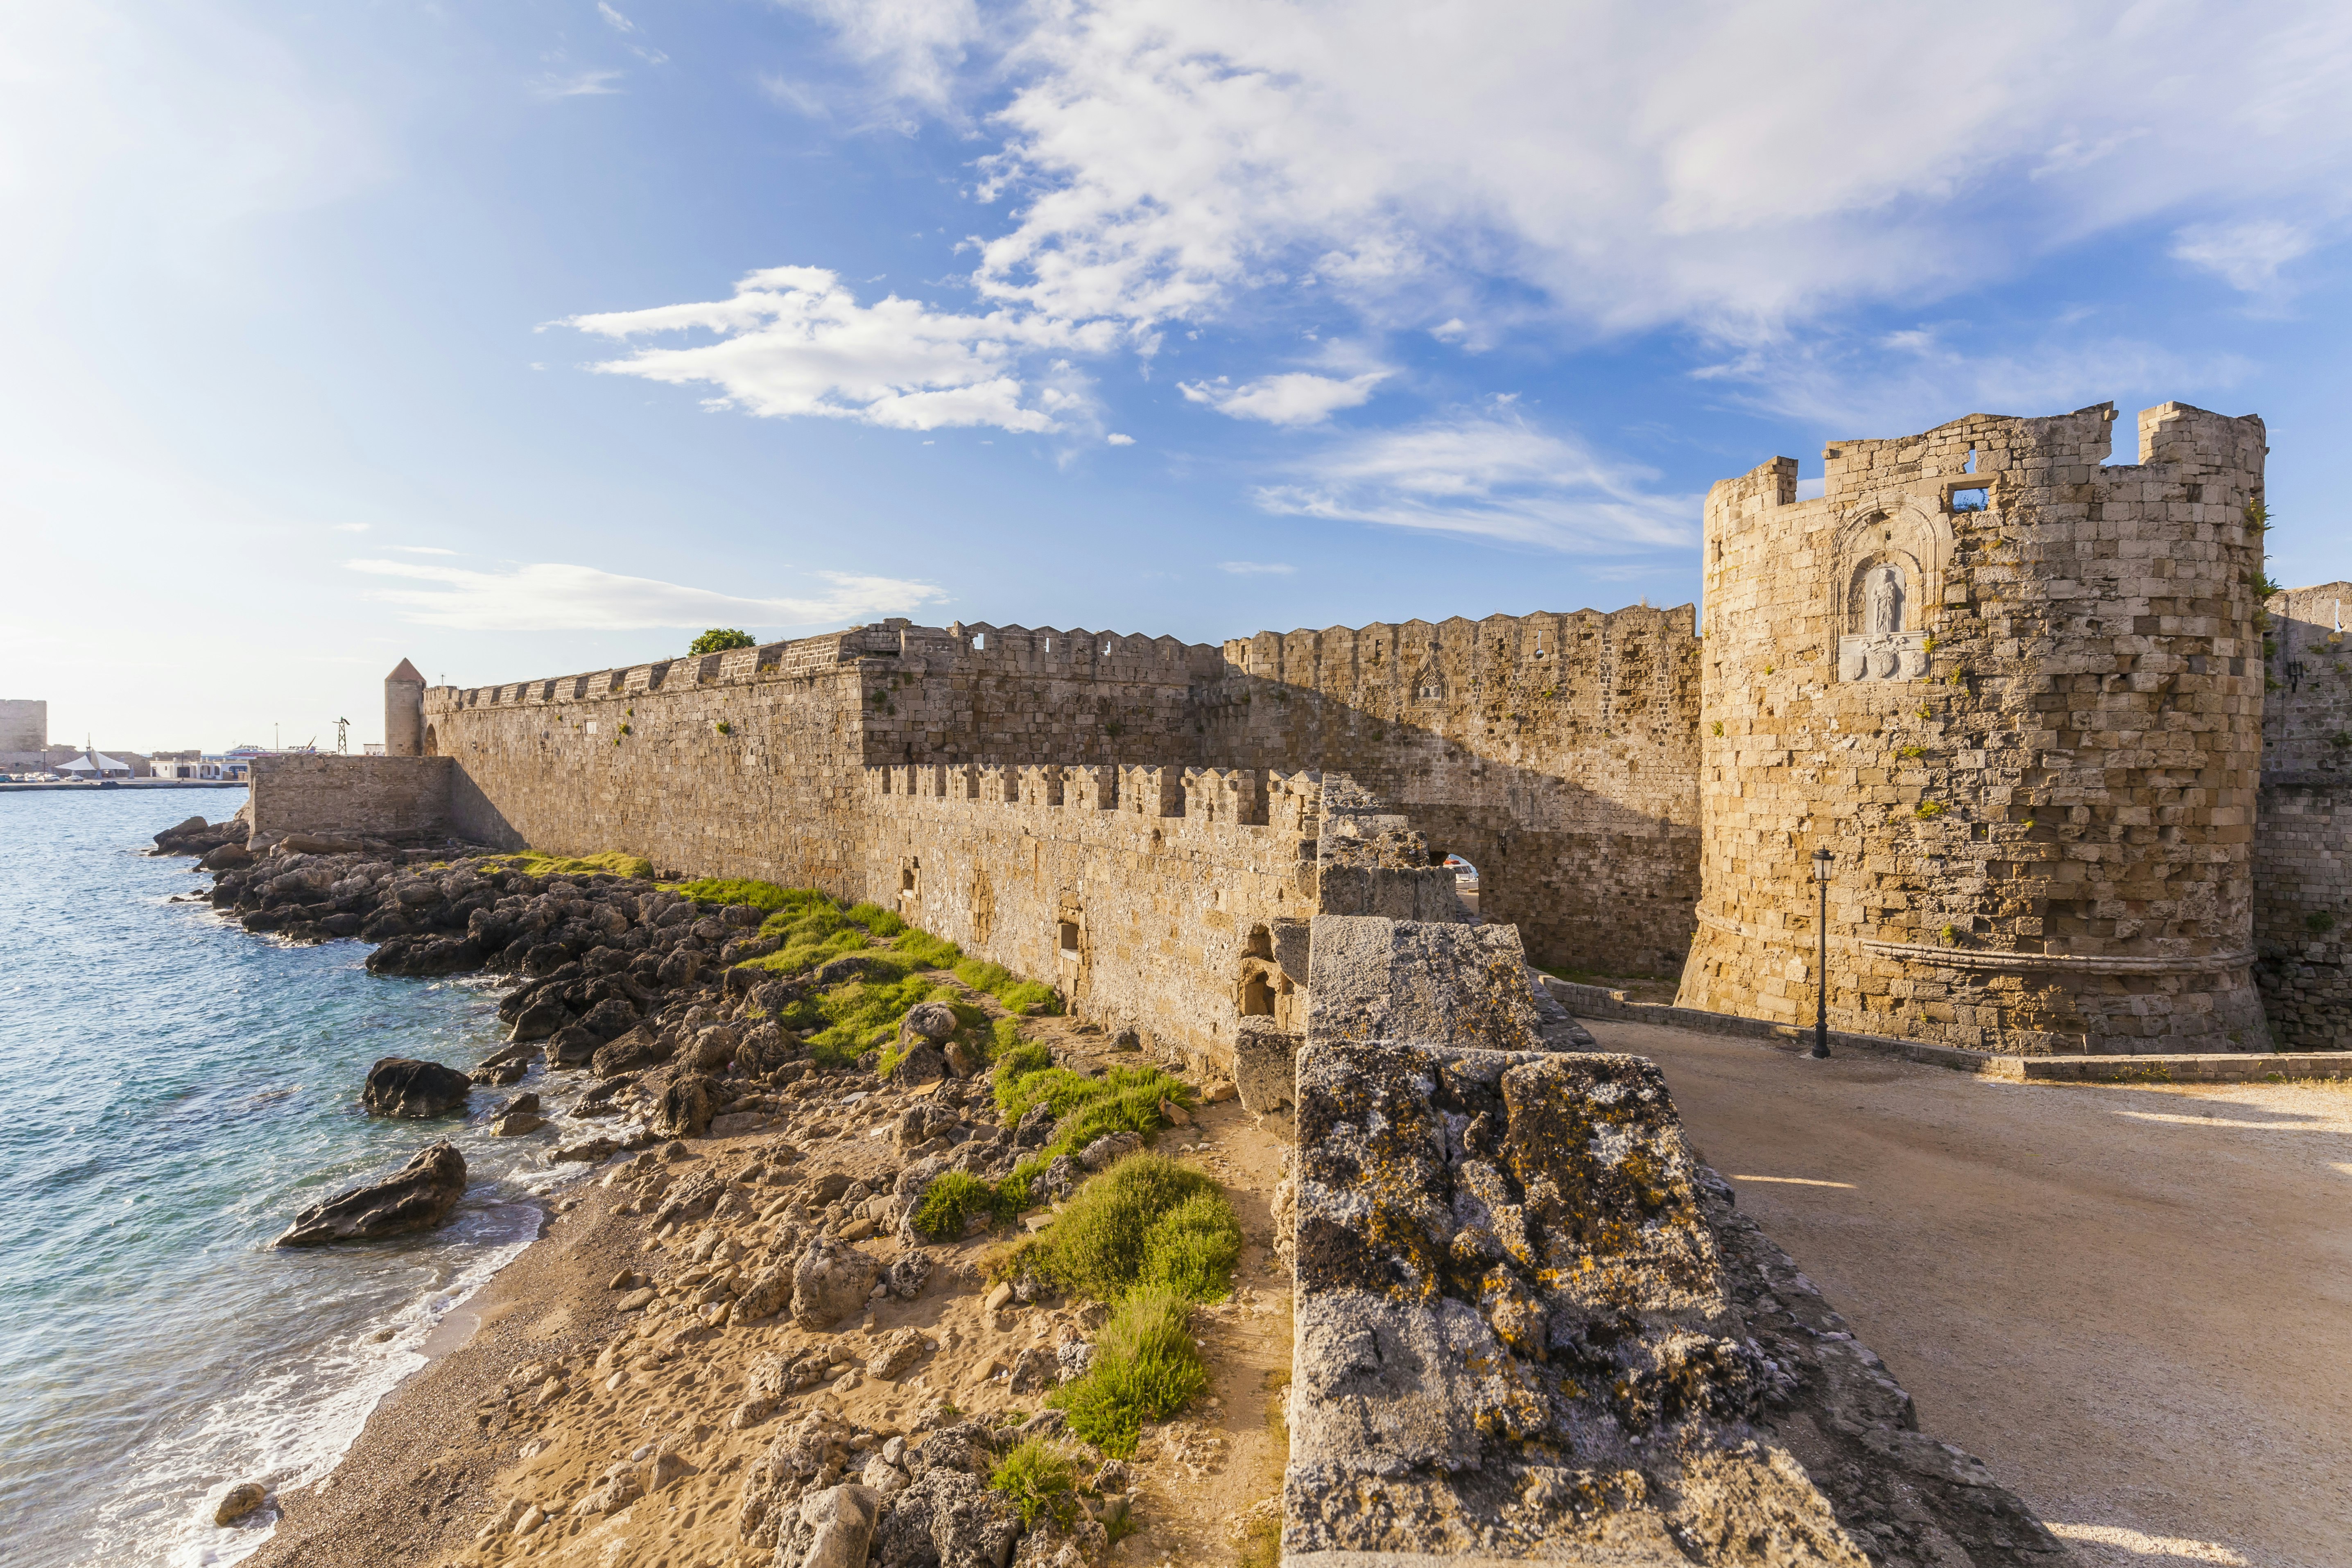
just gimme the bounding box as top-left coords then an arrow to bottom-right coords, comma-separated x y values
689,628 -> 757,655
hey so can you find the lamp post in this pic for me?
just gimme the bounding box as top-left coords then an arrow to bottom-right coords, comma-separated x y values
1811,847 -> 1833,1059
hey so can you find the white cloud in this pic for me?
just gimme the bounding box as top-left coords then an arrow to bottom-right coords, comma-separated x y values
389,545 -> 457,555
792,0 -> 2352,340
1105,432 -> 1135,445
345,558 -> 946,631
566,265 -> 1116,432
1218,560 -> 1294,575
1179,371 -> 1388,426
1254,413 -> 1693,551
534,69 -> 624,100
597,2 -> 638,32
2170,219 -> 2316,296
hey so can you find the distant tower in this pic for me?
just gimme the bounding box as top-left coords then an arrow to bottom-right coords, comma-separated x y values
385,659 -> 427,756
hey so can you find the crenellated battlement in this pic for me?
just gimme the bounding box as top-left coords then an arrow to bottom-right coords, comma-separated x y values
1213,604 -> 1695,688
862,762 -> 1326,838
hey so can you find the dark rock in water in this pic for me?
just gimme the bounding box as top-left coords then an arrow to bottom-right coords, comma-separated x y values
198,842 -> 253,871
273,1140 -> 466,1247
358,908 -> 410,942
156,815 -> 207,847
361,1057 -> 473,1118
366,935 -> 482,976
545,1024 -> 603,1068
654,1072 -> 721,1138
317,912 -> 364,939
581,996 -> 642,1039
523,942 -> 571,975
470,1042 -> 539,1086
548,1134 -> 622,1165
509,997 -> 571,1043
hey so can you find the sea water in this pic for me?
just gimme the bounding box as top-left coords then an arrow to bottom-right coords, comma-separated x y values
0,791 -> 583,1566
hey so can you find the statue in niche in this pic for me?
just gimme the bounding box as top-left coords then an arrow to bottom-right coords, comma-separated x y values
1867,566 -> 1904,635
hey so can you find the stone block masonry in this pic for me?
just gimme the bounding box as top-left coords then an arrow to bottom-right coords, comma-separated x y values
250,756 -> 455,842
1679,401 -> 2275,1055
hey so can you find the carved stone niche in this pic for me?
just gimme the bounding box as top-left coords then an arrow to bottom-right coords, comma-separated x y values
1838,555 -> 1928,682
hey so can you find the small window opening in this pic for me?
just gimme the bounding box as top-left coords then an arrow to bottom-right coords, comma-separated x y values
1244,924 -> 1273,959
901,866 -> 917,893
1963,446 -> 1978,474
972,632 -> 986,649
1443,854 -> 1480,914
1952,488 -> 1988,513
1240,971 -> 1274,1017
1058,920 -> 1080,959
1044,636 -> 1053,652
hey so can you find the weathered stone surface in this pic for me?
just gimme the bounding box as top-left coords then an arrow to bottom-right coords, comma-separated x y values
780,1482 -> 882,1568
901,1000 -> 959,1043
1233,1016 -> 1298,1116
273,1141 -> 466,1247
791,1236 -> 881,1329
1283,1034 -> 2062,1566
1304,914 -> 1561,1053
359,1057 -> 472,1118
213,1481 -> 267,1525
873,1466 -> 1022,1568
653,1072 -> 721,1138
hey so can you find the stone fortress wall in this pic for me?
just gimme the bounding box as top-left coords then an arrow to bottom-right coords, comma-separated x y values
2256,580 -> 2352,1047
280,396 -> 2339,1060
1677,401 -> 2274,1055
0,698 -> 46,757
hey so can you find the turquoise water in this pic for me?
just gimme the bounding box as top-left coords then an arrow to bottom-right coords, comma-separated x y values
0,792 -> 582,1566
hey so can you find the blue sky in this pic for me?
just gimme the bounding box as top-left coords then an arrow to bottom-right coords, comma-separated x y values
7,0 -> 2351,750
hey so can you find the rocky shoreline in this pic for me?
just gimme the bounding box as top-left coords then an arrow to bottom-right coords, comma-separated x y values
162,814 -> 1249,1568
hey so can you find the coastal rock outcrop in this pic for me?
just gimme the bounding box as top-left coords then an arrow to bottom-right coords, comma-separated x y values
790,1236 -> 882,1330
361,1057 -> 472,1118
273,1141 -> 466,1247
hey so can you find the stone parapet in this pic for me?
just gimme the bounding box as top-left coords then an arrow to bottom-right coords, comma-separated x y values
1285,915 -> 2060,1564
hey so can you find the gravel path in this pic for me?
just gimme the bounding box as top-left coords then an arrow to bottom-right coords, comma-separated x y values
1585,1018 -> 2352,1568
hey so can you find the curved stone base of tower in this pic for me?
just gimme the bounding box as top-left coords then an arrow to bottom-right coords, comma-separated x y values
1678,919 -> 2272,1056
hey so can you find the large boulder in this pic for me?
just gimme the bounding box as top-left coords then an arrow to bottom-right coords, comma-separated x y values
890,1041 -> 947,1087
545,1025 -> 603,1068
900,1000 -> 958,1045
790,1236 -> 882,1330
873,1468 -> 1021,1568
654,1072 -> 721,1139
272,1141 -> 466,1247
580,996 -> 642,1039
590,1025 -> 669,1078
360,1058 -> 472,1118
780,1483 -> 882,1568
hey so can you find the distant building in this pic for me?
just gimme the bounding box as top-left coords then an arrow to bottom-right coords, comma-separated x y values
150,749 -> 247,781
0,699 -> 47,772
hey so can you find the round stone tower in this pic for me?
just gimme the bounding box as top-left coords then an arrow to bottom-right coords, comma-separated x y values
385,658 -> 427,757
1676,401 -> 2273,1055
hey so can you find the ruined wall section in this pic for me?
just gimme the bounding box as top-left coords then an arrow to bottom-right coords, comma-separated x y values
1680,402 -> 2272,1055
856,621 -> 1223,769
1199,607 -> 1701,978
421,631 -> 886,895
857,763 -> 1327,1075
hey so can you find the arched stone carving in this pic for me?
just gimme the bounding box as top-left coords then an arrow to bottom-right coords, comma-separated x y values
1834,506 -> 1943,683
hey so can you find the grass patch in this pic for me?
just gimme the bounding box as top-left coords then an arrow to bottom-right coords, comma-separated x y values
988,1437 -> 1079,1530
803,973 -> 957,1067
488,849 -> 655,882
670,876 -> 794,911
1008,1154 -> 1239,1303
844,901 -> 907,937
1049,1287 -> 1210,1457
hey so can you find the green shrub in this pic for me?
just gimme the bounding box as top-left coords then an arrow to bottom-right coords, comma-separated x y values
992,1017 -> 1025,1057
689,627 -> 756,654
1049,1287 -> 1210,1457
988,1437 -> 1079,1529
913,1170 -> 1005,1240
1011,1154 -> 1238,1303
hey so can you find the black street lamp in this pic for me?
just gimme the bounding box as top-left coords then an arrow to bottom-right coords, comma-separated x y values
1811,847 -> 1833,1058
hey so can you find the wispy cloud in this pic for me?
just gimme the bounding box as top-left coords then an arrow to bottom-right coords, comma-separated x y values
1180,371 -> 1388,426
596,2 -> 637,32
389,545 -> 457,555
345,558 -> 945,631
2170,219 -> 2315,305
1218,560 -> 1295,575
564,265 -> 1118,432
534,69 -> 624,100
1255,412 -> 1692,551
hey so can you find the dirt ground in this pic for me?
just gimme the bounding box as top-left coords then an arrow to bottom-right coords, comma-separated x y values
1585,1017 -> 2352,1568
